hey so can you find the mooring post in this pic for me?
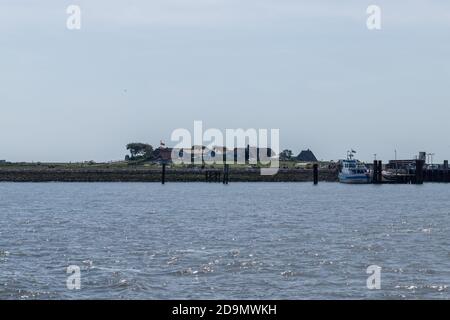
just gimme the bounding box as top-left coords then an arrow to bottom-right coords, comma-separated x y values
377,160 -> 382,183
420,159 -> 425,184
313,163 -> 318,185
415,159 -> 424,184
372,160 -> 378,183
161,163 -> 166,184
445,160 -> 449,182
223,164 -> 229,184
226,165 -> 229,184
223,165 -> 226,184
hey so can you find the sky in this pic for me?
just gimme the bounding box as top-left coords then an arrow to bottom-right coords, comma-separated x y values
0,0 -> 449,163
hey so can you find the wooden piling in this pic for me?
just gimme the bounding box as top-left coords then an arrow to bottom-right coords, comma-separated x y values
415,159 -> 424,184
223,164 -> 229,184
373,160 -> 378,183
377,161 -> 382,183
226,165 -> 229,184
373,160 -> 382,184
313,163 -> 318,185
223,166 -> 226,184
443,160 -> 449,182
161,163 -> 166,184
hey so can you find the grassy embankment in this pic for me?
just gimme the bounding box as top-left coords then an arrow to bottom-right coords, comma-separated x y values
0,160 -> 337,182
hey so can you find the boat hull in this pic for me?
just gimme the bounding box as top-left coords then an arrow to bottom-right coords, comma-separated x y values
338,174 -> 371,184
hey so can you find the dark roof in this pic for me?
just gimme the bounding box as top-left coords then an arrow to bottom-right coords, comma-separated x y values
296,149 -> 317,162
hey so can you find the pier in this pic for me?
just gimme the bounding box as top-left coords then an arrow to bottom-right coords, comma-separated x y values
366,159 -> 450,184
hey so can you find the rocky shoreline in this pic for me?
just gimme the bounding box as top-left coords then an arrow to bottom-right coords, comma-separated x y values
0,167 -> 338,182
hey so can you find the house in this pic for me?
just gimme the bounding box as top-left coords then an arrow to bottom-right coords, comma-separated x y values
154,145 -> 276,164
153,147 -> 173,163
161,146 -> 210,164
296,149 -> 318,162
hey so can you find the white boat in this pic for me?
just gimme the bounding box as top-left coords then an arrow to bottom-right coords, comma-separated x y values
338,151 -> 371,184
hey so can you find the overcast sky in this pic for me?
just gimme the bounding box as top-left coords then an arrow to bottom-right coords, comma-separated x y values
1,0 -> 449,162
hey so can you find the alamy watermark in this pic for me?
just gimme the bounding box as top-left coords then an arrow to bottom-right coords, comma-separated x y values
170,121 -> 280,175
66,5 -> 81,30
64,5 -> 381,32
64,262 -> 383,292
366,5 -> 382,30
366,265 -> 382,290
66,265 -> 81,290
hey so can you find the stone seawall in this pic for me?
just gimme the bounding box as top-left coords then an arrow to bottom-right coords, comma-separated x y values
0,168 -> 338,182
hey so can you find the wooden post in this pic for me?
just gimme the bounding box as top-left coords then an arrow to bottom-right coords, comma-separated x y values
373,160 -> 378,184
226,165 -> 229,184
223,164 -> 229,184
443,161 -> 449,182
377,160 -> 382,183
313,163 -> 318,185
161,163 -> 166,184
372,160 -> 378,183
373,160 -> 382,184
415,159 -> 424,184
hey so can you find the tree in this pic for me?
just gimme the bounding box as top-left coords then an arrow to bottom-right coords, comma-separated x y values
280,149 -> 293,161
126,143 -> 154,160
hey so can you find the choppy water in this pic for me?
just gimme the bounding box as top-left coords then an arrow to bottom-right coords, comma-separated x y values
0,182 -> 449,299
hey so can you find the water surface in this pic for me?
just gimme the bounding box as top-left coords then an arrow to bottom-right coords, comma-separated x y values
0,182 -> 449,299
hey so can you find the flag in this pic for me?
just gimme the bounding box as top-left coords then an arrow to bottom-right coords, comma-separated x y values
160,140 -> 166,147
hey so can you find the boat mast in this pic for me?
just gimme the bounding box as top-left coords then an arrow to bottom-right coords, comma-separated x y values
347,150 -> 355,160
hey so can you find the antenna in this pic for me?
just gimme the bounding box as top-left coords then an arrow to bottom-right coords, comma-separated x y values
347,150 -> 354,160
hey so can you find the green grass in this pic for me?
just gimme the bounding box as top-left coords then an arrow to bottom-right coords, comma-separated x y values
0,160 -> 333,171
